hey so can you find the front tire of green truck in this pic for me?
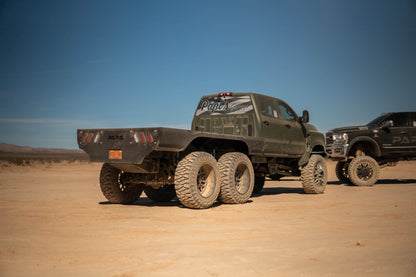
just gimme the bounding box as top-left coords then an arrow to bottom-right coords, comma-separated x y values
99,163 -> 144,204
300,155 -> 327,194
218,152 -> 255,204
174,152 -> 220,209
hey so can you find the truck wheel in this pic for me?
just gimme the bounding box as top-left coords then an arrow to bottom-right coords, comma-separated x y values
174,152 -> 220,209
335,161 -> 351,184
348,156 -> 379,186
218,152 -> 255,204
99,163 -> 144,204
253,176 -> 265,193
301,155 -> 327,194
144,185 -> 176,202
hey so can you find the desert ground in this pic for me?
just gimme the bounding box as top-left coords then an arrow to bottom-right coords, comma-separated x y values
0,160 -> 415,277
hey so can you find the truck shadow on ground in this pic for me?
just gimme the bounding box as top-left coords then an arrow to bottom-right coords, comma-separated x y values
98,180 -> 306,207
251,187 -> 306,197
327,179 -> 416,186
99,199 -> 181,207
99,198 -> 227,208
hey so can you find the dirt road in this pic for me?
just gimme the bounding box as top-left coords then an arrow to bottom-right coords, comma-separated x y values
0,160 -> 415,276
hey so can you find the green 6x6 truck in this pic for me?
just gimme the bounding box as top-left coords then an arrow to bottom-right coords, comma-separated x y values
77,92 -> 327,209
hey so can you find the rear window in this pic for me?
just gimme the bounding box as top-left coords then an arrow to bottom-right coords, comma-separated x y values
195,95 -> 254,116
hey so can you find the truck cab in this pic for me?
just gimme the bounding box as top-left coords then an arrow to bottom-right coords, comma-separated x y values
192,93 -> 323,159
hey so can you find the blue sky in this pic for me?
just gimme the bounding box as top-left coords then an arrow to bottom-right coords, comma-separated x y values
1,0 -> 415,149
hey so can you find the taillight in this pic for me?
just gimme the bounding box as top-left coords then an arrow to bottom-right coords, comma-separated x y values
133,131 -> 155,144
133,133 -> 139,143
80,132 -> 101,144
82,133 -> 88,143
94,132 -> 100,143
147,133 -> 153,143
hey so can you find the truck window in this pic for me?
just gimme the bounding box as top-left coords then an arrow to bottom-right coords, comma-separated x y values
278,101 -> 297,121
384,113 -> 409,127
259,97 -> 278,118
195,95 -> 254,116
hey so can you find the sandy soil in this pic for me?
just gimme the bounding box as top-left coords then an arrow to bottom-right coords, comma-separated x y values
0,160 -> 415,277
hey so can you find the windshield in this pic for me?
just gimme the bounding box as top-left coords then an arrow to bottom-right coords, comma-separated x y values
366,113 -> 390,126
195,95 -> 254,116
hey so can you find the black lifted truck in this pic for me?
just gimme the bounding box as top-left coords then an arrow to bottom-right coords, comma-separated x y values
326,112 -> 416,186
77,92 -> 327,209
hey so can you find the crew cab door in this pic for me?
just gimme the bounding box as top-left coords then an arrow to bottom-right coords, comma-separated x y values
277,100 -> 306,156
377,113 -> 416,155
256,96 -> 286,154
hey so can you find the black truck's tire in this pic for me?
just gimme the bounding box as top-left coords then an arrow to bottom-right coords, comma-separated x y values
335,161 -> 351,184
347,156 -> 379,186
218,152 -> 255,204
144,185 -> 176,202
300,155 -> 327,194
174,152 -> 220,209
99,163 -> 144,204
253,176 -> 265,193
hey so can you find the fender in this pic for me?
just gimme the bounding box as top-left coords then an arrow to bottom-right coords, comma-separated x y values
347,136 -> 381,157
298,132 -> 325,166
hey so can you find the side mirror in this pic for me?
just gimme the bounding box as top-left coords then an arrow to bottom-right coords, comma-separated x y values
380,120 -> 393,128
299,110 -> 309,123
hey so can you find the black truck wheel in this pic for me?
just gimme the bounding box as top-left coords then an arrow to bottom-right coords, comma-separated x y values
144,185 -> 176,202
174,152 -> 220,209
335,161 -> 351,184
99,163 -> 144,204
253,176 -> 265,193
348,156 -> 379,186
218,152 -> 255,204
300,155 -> 327,194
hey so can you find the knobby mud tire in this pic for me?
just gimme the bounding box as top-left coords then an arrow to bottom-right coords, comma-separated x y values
218,152 -> 255,204
174,152 -> 220,209
300,155 -> 327,194
253,176 -> 265,193
335,161 -> 351,184
99,163 -> 143,204
348,156 -> 379,186
144,185 -> 176,202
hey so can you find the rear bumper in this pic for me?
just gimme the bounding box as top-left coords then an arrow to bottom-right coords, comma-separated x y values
77,128 -> 160,164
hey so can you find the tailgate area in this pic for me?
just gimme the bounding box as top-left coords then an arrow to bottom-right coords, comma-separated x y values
77,128 -> 160,164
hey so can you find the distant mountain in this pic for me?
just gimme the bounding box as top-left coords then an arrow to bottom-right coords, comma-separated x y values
0,143 -> 84,154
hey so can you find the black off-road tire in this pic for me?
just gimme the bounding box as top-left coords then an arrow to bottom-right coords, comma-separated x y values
174,152 -> 220,209
218,152 -> 255,204
300,155 -> 327,194
253,176 -> 265,193
335,161 -> 351,184
144,185 -> 176,202
99,163 -> 144,204
348,156 -> 379,186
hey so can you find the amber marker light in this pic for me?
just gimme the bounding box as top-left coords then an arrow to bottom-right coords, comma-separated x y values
109,150 -> 122,160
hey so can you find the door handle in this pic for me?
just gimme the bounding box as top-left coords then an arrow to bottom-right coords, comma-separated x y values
401,131 -> 408,134
263,121 -> 270,126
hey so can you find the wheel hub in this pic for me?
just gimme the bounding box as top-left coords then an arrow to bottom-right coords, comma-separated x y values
314,163 -> 324,186
197,170 -> 207,192
356,162 -> 373,180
